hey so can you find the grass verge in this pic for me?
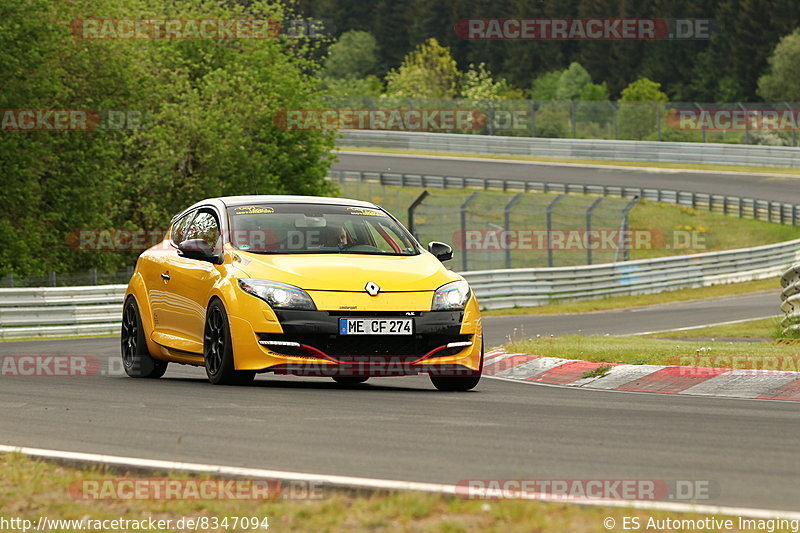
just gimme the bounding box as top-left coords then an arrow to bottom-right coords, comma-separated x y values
481,279 -> 778,316
506,320 -> 800,371
0,453 -> 776,533
338,146 -> 800,176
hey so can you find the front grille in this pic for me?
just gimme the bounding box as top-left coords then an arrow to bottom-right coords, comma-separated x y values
259,332 -> 471,361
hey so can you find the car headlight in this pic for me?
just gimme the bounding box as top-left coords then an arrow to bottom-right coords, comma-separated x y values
238,279 -> 316,310
432,280 -> 471,311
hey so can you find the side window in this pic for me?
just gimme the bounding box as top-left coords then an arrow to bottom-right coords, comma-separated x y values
171,212 -> 195,245
184,211 -> 221,250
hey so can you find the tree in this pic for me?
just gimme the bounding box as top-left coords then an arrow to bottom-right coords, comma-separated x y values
556,62 -> 592,101
384,38 -> 459,98
579,82 -> 610,101
576,82 -> 612,127
460,63 -> 512,101
618,78 -> 669,140
0,0 -> 337,278
531,71 -> 562,101
323,30 -> 380,79
758,29 -> 800,101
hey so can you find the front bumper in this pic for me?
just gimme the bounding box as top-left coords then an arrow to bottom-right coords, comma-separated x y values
228,297 -> 483,376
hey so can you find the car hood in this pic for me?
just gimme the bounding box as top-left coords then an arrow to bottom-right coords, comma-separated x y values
234,251 -> 461,292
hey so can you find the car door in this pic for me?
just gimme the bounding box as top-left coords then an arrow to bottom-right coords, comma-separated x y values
148,210 -> 195,342
157,209 -> 224,352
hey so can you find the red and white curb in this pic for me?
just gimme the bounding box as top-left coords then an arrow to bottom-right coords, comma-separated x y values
483,350 -> 800,401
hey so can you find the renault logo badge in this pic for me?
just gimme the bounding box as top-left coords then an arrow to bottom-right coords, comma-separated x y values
365,281 -> 380,296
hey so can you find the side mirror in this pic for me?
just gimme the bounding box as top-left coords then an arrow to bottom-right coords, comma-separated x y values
428,241 -> 453,262
178,239 -> 221,264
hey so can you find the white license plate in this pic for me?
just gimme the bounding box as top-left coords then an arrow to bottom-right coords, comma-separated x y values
339,318 -> 413,335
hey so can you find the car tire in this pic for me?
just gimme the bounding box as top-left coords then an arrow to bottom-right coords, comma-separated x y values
204,299 -> 255,386
121,296 -> 168,379
429,336 -> 483,392
332,376 -> 369,385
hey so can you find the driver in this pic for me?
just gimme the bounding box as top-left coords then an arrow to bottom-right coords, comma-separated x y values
322,224 -> 348,248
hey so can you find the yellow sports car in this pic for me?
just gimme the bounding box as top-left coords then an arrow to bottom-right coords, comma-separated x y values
122,196 -> 483,391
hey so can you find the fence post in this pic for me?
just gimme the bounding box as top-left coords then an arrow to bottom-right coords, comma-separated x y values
48,271 -> 56,287
656,102 -> 661,142
530,100 -> 536,137
89,268 -> 97,285
617,196 -> 640,262
739,103 -> 749,144
407,190 -> 430,240
503,193 -> 524,268
609,102 -> 618,139
585,197 -> 604,265
695,102 -> 706,143
460,192 -> 480,271
546,194 -> 566,267
571,100 -> 577,138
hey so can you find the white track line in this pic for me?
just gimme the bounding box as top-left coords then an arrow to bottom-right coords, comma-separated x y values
2,444 -> 800,520
625,315 -> 781,336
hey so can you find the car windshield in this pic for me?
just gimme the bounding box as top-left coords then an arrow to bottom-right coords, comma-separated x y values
226,203 -> 420,256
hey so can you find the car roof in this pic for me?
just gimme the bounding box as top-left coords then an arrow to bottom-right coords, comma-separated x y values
218,195 -> 378,208
175,195 -> 381,221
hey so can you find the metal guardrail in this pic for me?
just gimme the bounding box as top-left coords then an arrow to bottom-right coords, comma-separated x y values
330,169 -> 800,226
0,285 -> 125,339
339,130 -> 800,168
466,238 -> 800,310
780,265 -> 800,335
3,238 -> 799,337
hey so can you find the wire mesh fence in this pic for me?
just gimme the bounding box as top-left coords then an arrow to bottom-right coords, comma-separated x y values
1,268 -> 134,288
336,177 -> 637,270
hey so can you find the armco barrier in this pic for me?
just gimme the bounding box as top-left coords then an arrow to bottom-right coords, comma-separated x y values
339,130 -> 800,168
464,238 -> 800,309
2,239 -> 798,338
0,285 -> 126,339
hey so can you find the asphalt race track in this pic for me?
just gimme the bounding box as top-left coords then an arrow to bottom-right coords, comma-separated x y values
1,154 -> 797,515
333,152 -> 800,204
1,292 -> 796,512
484,291 -> 778,346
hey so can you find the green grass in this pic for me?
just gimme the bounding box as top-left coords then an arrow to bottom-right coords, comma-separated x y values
338,146 -> 800,176
645,317 -> 781,339
581,365 -> 613,379
481,278 -> 778,316
506,330 -> 800,371
2,453 -> 782,533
